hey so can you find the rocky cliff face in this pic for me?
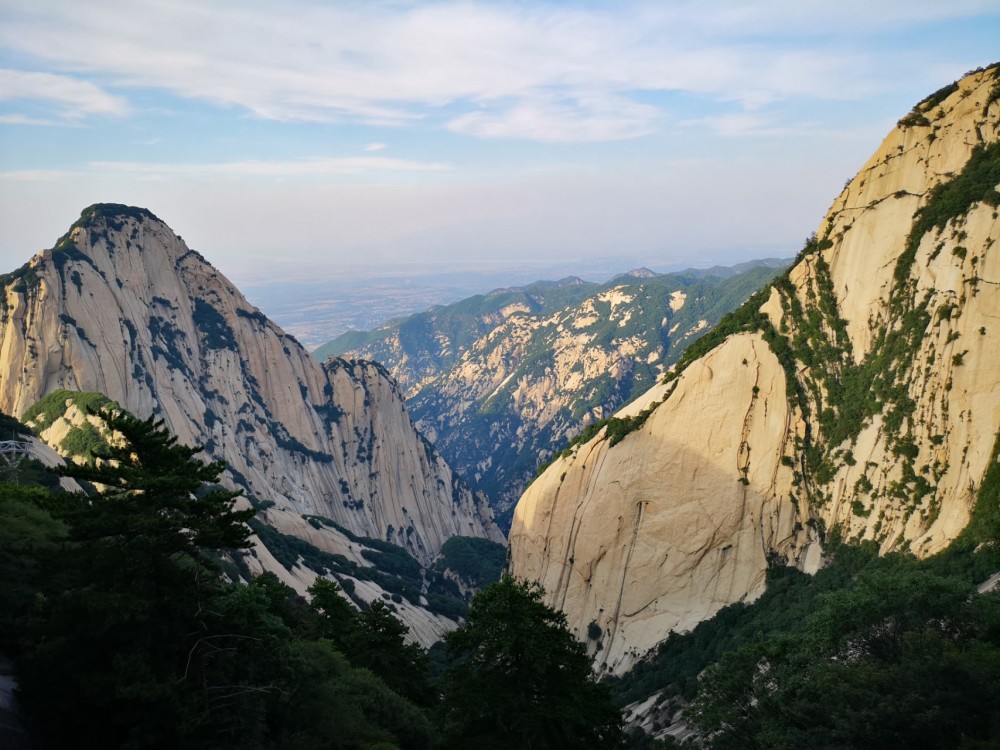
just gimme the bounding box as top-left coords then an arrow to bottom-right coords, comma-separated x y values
0,205 -> 502,568
324,264 -> 785,524
509,65 -> 1000,674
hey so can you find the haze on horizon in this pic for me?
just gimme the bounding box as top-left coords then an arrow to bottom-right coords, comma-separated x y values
1,0 -> 998,286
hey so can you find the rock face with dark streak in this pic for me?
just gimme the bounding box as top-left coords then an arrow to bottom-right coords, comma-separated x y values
0,204 -> 502,567
509,65 -> 1000,674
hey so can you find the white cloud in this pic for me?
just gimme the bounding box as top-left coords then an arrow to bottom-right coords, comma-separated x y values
448,93 -> 660,142
679,113 -> 826,138
364,142 -> 387,152
0,68 -> 129,119
0,113 -> 65,126
2,0 -> 993,141
85,156 -> 450,178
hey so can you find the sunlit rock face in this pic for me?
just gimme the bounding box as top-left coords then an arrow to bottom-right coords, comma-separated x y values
328,265 -> 786,524
0,204 -> 502,568
510,66 -> 1000,674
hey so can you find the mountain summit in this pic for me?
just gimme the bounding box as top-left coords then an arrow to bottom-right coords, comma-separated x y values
509,64 -> 1000,674
0,203 -> 502,566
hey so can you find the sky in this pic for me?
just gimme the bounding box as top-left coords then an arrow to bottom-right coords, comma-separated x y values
1,0 -> 998,285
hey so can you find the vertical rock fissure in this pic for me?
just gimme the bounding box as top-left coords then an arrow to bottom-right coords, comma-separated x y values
601,497 -> 646,669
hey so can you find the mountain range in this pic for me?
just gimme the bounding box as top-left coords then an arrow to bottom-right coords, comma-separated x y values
318,260 -> 787,525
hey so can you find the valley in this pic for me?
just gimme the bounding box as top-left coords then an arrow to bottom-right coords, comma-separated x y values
317,261 -> 787,526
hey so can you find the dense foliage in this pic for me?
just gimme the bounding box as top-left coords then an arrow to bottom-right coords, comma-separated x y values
432,535 -> 507,589
440,575 -> 626,750
687,562 -> 1000,749
0,411 -> 621,749
21,389 -> 113,430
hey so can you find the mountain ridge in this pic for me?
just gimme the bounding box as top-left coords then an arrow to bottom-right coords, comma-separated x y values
0,204 -> 503,571
319,261 -> 788,524
508,63 -> 1000,674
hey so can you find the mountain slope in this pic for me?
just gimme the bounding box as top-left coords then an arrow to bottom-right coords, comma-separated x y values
322,262 -> 787,523
509,64 -> 1000,674
0,204 -> 502,570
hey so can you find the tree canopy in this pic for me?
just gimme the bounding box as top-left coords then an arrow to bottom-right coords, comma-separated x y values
440,574 -> 626,750
3,410 -> 624,750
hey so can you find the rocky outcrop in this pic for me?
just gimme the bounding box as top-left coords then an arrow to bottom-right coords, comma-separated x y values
325,264 -> 786,524
509,65 -> 1000,674
0,205 -> 502,567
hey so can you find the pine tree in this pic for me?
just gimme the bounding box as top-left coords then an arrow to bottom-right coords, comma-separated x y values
18,409 -> 254,748
440,575 -> 625,750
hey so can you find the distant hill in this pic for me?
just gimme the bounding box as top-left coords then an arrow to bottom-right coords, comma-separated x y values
318,261 -> 788,526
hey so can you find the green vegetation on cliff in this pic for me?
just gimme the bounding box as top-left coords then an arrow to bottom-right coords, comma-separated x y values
613,437 -> 1000,747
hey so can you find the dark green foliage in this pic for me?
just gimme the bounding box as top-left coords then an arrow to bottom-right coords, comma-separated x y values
52,204 -> 158,249
897,111 -> 930,127
915,81 -> 959,112
925,431 -> 1000,583
148,314 -> 193,375
441,575 -> 626,750
0,408 -> 30,438
687,567 -> 1000,749
192,297 -> 238,350
588,620 -> 603,641
987,74 -> 1000,112
39,204 -> 155,287
361,544 -> 423,580
0,484 -> 66,648
433,535 -> 507,588
642,141 -> 1000,520
350,599 -> 435,706
303,511 -> 475,617
661,284 -> 773,388
4,411 -> 445,749
620,442 -> 1000,748
423,590 -> 468,620
251,517 -> 356,573
606,410 -> 653,447
80,202 -> 159,228
543,408 -> 656,475
15,410 -> 254,748
901,140 -> 1000,280
252,517 -> 432,608
51,243 -> 99,275
235,307 -> 269,325
0,260 -> 41,297
272,638 -> 435,750
271,422 -> 334,463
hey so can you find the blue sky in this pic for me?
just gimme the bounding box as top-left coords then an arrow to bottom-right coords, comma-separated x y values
0,0 -> 998,284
